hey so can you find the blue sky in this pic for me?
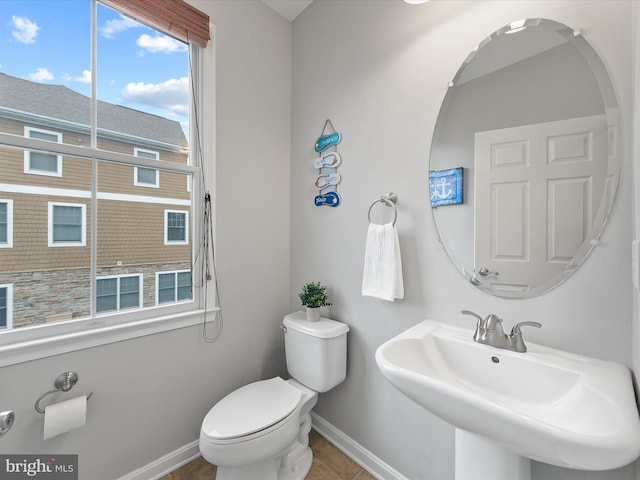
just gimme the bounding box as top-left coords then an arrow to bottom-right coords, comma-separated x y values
0,0 -> 189,129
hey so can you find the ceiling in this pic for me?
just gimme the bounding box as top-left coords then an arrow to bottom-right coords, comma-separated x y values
261,0 -> 314,21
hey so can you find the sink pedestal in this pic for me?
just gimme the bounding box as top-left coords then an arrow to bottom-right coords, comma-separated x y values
455,429 -> 531,480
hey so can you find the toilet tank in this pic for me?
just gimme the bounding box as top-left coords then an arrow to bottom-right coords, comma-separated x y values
283,312 -> 349,392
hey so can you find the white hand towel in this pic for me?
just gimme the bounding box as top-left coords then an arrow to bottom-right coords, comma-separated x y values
362,222 -> 404,301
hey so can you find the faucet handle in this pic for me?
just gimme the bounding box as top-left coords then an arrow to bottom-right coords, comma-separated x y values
509,321 -> 541,352
461,310 -> 483,323
461,310 -> 483,342
510,321 -> 542,335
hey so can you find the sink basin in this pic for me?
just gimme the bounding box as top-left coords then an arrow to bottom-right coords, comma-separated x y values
375,320 -> 640,470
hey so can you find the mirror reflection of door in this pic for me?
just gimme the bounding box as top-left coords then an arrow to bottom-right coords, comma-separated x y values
429,18 -> 622,297
473,114 -> 608,294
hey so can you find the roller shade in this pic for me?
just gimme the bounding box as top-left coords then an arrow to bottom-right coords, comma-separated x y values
101,0 -> 210,48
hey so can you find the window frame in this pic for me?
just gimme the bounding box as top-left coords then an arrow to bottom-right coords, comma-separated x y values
156,269 -> 192,305
0,3 -> 216,368
164,209 -> 189,245
134,147 -> 160,188
48,202 -> 87,247
96,274 -> 143,314
23,127 -> 63,177
0,199 -> 13,248
0,284 -> 13,330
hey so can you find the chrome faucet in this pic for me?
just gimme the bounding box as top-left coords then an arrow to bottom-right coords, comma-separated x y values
461,310 -> 541,353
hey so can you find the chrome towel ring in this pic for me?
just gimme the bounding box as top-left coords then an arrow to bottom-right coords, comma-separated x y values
367,193 -> 398,226
35,371 -> 93,414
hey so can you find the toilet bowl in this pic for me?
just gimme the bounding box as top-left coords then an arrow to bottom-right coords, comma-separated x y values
199,377 -> 318,480
199,312 -> 349,480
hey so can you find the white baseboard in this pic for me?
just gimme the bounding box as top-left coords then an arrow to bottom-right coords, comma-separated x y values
116,440 -> 200,480
311,412 -> 410,480
118,415 -> 407,480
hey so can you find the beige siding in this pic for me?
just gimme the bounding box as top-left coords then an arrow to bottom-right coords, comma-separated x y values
0,119 -> 188,200
97,162 -> 190,200
0,112 -> 191,330
0,193 -> 91,272
0,144 -> 93,190
0,118 -> 23,136
98,137 -> 187,163
97,200 -> 190,265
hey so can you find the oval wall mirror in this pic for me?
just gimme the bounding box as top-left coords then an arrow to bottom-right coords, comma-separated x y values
429,18 -> 620,298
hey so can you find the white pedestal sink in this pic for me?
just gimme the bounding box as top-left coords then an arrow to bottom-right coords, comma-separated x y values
456,429 -> 530,480
375,320 -> 640,475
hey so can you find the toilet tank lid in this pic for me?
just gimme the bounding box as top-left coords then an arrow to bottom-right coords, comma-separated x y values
283,312 -> 350,338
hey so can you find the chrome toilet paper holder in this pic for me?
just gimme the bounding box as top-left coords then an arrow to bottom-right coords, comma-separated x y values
35,371 -> 94,414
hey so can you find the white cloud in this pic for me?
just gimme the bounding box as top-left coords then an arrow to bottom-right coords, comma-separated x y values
100,14 -> 141,38
28,67 -> 54,82
137,34 -> 187,54
12,16 -> 39,44
121,77 -> 188,116
74,70 -> 92,84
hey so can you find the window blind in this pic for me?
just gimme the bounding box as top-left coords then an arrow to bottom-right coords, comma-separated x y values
101,0 -> 210,47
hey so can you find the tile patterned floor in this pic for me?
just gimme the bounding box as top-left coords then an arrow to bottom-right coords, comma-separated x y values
160,429 -> 376,480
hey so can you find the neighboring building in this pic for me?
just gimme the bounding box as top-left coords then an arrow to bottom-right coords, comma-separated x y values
0,72 -> 192,329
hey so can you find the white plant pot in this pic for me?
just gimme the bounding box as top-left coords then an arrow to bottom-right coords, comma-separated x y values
306,307 -> 321,322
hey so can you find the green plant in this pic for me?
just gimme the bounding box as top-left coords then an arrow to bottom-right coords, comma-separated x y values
298,282 -> 331,308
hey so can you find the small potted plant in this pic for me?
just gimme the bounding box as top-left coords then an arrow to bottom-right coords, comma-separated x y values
298,281 -> 331,321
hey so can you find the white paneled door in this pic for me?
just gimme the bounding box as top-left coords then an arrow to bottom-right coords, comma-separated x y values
474,115 -> 608,294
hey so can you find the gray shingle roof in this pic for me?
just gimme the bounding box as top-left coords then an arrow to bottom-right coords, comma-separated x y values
0,72 -> 187,148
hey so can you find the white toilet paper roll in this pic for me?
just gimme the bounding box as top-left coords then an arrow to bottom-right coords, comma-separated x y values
43,395 -> 87,440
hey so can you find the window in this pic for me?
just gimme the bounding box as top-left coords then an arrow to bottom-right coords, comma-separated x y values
0,200 -> 13,248
96,275 -> 142,313
165,210 -> 188,245
134,148 -> 159,187
0,285 -> 13,330
0,0 -> 211,365
157,270 -> 192,304
48,202 -> 86,247
24,127 -> 62,176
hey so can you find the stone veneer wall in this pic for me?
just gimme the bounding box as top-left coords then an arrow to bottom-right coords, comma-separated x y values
1,262 -> 191,329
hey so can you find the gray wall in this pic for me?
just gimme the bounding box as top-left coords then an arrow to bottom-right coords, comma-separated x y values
632,5 -> 640,480
0,1 -> 292,478
1,2 -> 636,480
291,1 -> 634,479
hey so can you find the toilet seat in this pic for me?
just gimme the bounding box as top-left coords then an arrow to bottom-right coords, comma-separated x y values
201,377 -> 302,444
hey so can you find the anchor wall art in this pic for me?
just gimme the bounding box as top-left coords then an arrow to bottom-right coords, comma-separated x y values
429,167 -> 463,207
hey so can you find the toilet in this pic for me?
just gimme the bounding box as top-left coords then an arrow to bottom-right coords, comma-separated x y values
199,311 -> 349,480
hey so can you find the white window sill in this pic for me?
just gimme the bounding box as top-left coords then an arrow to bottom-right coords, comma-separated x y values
0,308 -> 219,367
